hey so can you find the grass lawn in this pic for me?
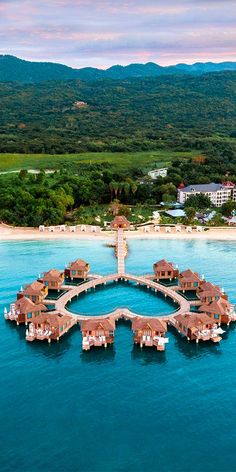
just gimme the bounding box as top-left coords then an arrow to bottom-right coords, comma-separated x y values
0,150 -> 198,172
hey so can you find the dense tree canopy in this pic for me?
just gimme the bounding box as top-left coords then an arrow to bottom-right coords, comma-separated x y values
1,151 -> 236,226
184,194 -> 212,210
0,72 -> 235,154
0,71 -> 236,226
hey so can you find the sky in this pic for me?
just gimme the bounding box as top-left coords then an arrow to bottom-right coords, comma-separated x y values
0,0 -> 235,69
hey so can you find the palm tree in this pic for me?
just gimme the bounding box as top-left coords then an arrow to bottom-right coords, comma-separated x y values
131,182 -> 137,195
109,181 -> 119,200
113,181 -> 119,199
109,181 -> 114,200
123,182 -> 130,199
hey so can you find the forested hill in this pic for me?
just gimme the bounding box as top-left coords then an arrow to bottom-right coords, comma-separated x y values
0,72 -> 235,154
1,55 -> 236,83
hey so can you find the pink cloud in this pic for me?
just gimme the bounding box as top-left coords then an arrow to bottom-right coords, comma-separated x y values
0,0 -> 235,67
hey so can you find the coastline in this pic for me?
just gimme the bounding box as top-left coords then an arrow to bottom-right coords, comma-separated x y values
1,224 -> 236,241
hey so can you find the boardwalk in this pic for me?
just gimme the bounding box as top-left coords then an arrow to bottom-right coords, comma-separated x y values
4,216 -> 236,350
49,272 -> 190,321
117,229 -> 126,274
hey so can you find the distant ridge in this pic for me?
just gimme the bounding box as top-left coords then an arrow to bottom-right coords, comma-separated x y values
0,55 -> 236,83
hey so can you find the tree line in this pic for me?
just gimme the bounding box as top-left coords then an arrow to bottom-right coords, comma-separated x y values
1,145 -> 236,226
0,72 -> 235,154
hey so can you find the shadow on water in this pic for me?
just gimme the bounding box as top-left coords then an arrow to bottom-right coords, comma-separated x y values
7,321 -> 79,359
4,320 -> 27,340
131,344 -> 167,365
115,318 -> 132,328
26,336 -> 74,360
116,317 -> 168,365
80,344 -> 115,364
169,326 -> 223,360
27,331 -> 78,360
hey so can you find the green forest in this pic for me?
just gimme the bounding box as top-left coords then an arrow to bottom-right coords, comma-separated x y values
1,148 -> 236,226
0,72 -> 235,154
0,71 -> 236,226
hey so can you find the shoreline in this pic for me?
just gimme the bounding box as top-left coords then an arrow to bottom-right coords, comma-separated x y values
1,224 -> 236,242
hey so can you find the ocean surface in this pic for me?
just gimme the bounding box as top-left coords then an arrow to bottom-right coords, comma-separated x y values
0,237 -> 236,472
68,281 -> 177,316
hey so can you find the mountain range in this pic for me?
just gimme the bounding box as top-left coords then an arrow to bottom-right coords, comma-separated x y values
1,55 -> 236,83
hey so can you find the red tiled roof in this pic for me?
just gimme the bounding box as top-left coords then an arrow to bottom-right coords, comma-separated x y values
69,259 -> 89,271
199,281 -> 221,292
132,317 -> 167,332
16,297 -> 46,313
80,318 -> 115,331
110,215 -> 130,228
153,259 -> 176,271
23,281 -> 46,296
179,269 -> 201,283
34,313 -> 71,327
199,298 -> 230,315
175,312 -> 213,328
199,287 -> 222,299
43,269 -> 64,282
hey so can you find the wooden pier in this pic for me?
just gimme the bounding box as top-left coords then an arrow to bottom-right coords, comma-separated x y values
4,215 -> 236,349
51,272 -> 190,321
116,228 -> 126,274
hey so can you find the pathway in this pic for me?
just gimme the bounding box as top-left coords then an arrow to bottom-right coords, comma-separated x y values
116,228 -> 126,274
48,273 -> 191,321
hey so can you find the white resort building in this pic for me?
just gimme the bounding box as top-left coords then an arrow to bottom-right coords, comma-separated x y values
148,168 -> 168,179
177,182 -> 236,207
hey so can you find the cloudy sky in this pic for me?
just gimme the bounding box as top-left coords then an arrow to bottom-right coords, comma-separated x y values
0,0 -> 235,68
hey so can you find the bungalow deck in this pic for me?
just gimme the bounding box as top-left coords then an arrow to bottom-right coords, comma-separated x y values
4,216 -> 236,351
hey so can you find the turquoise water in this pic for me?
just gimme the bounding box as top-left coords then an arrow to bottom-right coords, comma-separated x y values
1,237 -> 236,472
67,281 -> 177,316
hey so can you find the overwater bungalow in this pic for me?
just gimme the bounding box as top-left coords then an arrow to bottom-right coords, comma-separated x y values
110,215 -> 130,230
18,281 -> 48,303
26,312 -> 76,342
132,318 -> 168,351
5,297 -> 46,325
173,312 -> 224,343
197,281 -> 227,303
198,287 -> 224,304
199,298 -> 236,325
65,259 -> 90,280
153,259 -> 179,281
80,318 -> 115,350
42,269 -> 64,290
198,281 -> 221,293
178,269 -> 201,291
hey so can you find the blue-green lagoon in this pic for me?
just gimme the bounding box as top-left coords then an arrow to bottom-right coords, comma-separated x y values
1,237 -> 236,472
67,281 -> 177,316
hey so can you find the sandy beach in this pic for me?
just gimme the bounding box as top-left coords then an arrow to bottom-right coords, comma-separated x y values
1,223 -> 236,241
